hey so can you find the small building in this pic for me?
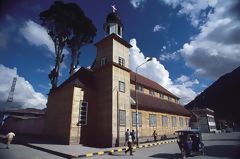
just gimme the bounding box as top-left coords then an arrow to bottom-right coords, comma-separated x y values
45,8 -> 191,147
190,108 -> 217,133
0,108 -> 45,136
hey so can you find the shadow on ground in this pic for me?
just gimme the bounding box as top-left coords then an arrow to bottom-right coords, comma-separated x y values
203,139 -> 240,142
150,153 -> 181,159
205,144 -> 240,159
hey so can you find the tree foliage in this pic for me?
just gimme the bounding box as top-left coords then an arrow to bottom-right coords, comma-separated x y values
39,1 -> 97,89
65,2 -> 97,75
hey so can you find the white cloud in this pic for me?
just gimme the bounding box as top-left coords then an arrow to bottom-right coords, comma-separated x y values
0,64 -> 47,109
180,0 -> 240,78
153,24 -> 166,32
129,38 -> 198,104
130,0 -> 146,8
21,20 -> 68,77
159,51 -> 179,61
161,0 -> 217,26
160,0 -> 240,79
20,20 -> 55,56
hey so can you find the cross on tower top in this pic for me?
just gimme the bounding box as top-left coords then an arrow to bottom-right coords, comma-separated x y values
111,5 -> 117,12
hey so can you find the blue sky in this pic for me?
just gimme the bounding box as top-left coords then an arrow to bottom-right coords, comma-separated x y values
0,0 -> 240,109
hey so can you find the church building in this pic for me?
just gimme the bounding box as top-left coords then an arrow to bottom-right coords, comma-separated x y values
45,7 -> 191,148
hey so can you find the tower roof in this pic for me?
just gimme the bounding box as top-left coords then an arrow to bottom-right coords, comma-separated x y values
106,12 -> 123,26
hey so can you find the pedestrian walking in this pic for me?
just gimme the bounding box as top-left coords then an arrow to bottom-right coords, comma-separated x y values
124,129 -> 130,146
152,130 -> 158,142
125,134 -> 133,155
130,130 -> 135,144
6,131 -> 15,149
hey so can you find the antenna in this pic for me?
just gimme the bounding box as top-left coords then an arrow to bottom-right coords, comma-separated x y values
6,77 -> 17,103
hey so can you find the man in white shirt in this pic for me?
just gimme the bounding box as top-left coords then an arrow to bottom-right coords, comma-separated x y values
6,131 -> 15,149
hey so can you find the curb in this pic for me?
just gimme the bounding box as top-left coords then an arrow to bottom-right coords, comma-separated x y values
79,139 -> 177,158
24,139 -> 177,158
23,143 -> 74,159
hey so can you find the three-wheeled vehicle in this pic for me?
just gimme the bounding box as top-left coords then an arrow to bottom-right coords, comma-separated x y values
175,129 -> 204,158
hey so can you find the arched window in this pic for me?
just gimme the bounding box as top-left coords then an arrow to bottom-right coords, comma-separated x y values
106,25 -> 110,34
118,25 -> 121,35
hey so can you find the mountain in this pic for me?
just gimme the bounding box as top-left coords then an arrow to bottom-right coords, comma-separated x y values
185,66 -> 240,122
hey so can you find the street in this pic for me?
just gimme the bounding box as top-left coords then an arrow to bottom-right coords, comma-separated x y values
0,132 -> 239,159
0,143 -> 66,159
88,132 -> 240,159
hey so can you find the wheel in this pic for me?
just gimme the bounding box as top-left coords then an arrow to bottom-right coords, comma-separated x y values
181,148 -> 186,159
201,145 -> 205,155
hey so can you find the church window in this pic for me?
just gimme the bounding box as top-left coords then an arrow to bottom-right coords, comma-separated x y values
119,81 -> 125,93
185,118 -> 189,126
149,89 -> 155,96
132,112 -> 142,126
149,114 -> 157,127
172,116 -> 177,127
100,57 -> 106,67
136,85 -> 143,92
162,115 -> 168,127
118,57 -> 125,66
106,25 -> 110,34
118,25 -> 121,35
160,93 -> 164,98
179,117 -> 184,127
119,110 -> 126,126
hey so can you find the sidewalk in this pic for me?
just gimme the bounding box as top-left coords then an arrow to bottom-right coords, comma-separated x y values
20,138 -> 177,158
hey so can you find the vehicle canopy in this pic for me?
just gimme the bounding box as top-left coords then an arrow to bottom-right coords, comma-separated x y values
175,129 -> 203,141
175,129 -> 201,134
175,129 -> 205,158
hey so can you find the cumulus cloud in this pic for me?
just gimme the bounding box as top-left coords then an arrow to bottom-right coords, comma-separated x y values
0,64 -> 47,109
153,24 -> 166,32
20,20 -> 68,76
20,20 -> 55,56
180,0 -> 240,78
130,0 -> 146,8
161,0 -> 217,26
129,38 -> 198,104
159,51 -> 179,61
20,20 -> 69,56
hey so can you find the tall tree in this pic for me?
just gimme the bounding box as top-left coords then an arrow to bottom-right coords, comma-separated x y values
39,1 -> 70,89
39,1 -> 97,89
65,3 -> 97,76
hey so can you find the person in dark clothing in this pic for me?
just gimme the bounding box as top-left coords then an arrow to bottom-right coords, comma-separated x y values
124,129 -> 130,146
152,130 -> 158,142
130,130 -> 135,144
125,135 -> 133,155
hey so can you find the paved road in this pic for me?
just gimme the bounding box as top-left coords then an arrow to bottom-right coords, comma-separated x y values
0,143 -> 66,159
88,132 -> 240,159
0,132 -> 239,159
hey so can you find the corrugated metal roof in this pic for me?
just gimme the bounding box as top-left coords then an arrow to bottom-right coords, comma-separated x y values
130,71 -> 179,99
130,90 -> 191,117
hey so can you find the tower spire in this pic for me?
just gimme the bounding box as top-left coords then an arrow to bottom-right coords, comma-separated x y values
104,5 -> 123,38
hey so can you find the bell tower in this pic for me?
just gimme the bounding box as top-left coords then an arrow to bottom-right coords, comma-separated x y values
91,6 -> 132,147
104,5 -> 123,38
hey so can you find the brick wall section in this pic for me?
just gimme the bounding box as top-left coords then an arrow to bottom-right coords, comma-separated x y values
45,83 -> 83,144
129,109 -> 189,142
